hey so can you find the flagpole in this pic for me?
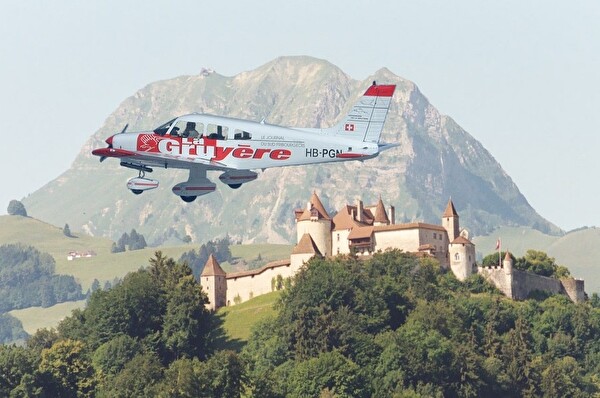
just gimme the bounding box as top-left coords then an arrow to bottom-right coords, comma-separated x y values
498,238 -> 501,268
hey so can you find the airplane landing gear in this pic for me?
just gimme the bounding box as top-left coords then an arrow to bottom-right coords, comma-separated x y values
131,189 -> 143,195
181,196 -> 197,203
228,184 -> 242,189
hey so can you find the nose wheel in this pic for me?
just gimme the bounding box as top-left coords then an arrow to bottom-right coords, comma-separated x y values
181,196 -> 197,203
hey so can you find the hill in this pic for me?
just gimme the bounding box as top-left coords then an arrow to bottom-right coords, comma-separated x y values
22,56 -> 560,245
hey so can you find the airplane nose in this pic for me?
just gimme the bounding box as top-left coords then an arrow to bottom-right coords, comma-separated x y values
105,135 -> 114,146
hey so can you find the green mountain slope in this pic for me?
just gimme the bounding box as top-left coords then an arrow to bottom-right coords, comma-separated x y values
22,56 -> 559,245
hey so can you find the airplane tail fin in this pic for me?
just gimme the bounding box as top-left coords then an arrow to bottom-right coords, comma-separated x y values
328,82 -> 396,143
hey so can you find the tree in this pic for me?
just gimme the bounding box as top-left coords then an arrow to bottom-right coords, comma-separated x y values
38,339 -> 96,398
99,352 -> 163,397
63,223 -> 73,238
7,199 -> 27,216
288,350 -> 365,398
92,334 -> 141,378
162,275 -> 211,360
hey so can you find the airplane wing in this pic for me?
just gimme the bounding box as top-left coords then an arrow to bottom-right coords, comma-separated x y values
92,147 -> 229,171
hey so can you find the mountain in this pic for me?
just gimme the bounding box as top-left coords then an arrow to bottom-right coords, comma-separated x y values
22,56 -> 560,245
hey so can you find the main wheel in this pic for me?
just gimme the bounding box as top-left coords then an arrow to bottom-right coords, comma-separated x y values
228,184 -> 242,189
131,189 -> 143,195
181,195 -> 197,203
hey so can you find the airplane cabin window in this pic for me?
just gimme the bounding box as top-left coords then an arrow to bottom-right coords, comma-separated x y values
153,118 -> 177,135
233,129 -> 252,140
206,124 -> 228,140
174,121 -> 204,138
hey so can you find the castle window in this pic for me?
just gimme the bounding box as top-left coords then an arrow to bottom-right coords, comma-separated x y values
439,234 -> 442,240
433,233 -> 437,239
454,253 -> 460,261
337,233 -> 340,242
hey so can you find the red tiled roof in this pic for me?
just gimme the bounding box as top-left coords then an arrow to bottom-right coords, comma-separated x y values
292,233 -> 322,255
373,222 -> 447,233
297,191 -> 331,221
443,199 -> 459,218
374,198 -> 389,224
201,254 -> 226,276
226,259 -> 291,279
451,236 -> 472,245
348,226 -> 374,240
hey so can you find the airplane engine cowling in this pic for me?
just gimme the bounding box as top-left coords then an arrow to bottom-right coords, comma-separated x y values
172,179 -> 216,197
127,177 -> 159,193
218,170 -> 258,186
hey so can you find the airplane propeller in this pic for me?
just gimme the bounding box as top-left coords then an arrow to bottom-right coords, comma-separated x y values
99,123 -> 128,162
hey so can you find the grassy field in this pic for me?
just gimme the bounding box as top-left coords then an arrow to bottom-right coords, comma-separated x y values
215,290 -> 281,351
9,300 -> 87,335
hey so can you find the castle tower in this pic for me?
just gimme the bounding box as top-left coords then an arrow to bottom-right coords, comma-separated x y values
295,191 -> 332,257
290,233 -> 322,273
442,198 -> 460,242
200,254 -> 227,311
503,251 -> 513,275
448,235 -> 476,281
373,197 -> 390,226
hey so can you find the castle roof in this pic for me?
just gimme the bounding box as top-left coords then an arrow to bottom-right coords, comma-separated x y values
332,205 -> 369,230
292,233 -> 322,255
226,259 -> 291,279
297,191 -> 331,221
201,254 -> 226,277
450,236 -> 473,245
504,251 -> 512,261
348,226 -> 374,240
373,197 -> 390,224
443,199 -> 459,218
373,222 -> 447,233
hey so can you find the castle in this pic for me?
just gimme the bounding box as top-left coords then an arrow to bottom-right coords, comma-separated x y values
201,192 -> 585,310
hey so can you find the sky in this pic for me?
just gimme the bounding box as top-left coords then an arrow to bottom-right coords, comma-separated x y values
0,0 -> 598,232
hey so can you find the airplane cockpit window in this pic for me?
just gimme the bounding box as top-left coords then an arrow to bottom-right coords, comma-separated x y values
171,120 -> 205,138
233,129 -> 252,140
206,124 -> 228,140
153,118 -> 176,136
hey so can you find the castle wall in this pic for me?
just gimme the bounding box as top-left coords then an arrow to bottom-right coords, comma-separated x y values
478,266 -> 585,303
511,269 -> 563,300
561,278 -> 586,303
478,266 -> 513,298
225,260 -> 293,306
332,229 -> 351,255
374,229 -> 420,252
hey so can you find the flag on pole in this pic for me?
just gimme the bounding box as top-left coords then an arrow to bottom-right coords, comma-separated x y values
495,238 -> 501,267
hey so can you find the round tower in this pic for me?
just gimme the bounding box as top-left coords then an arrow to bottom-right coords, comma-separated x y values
503,251 -> 513,275
448,236 -> 476,281
295,192 -> 332,257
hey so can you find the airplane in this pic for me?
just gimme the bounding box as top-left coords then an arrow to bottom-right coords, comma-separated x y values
92,82 -> 397,202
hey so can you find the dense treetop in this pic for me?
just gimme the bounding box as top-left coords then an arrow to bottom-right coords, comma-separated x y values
0,250 -> 598,397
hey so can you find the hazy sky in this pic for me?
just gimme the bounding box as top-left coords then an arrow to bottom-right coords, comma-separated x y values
1,0 -> 598,231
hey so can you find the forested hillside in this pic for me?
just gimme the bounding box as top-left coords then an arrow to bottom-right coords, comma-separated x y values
0,251 -> 599,397
0,244 -> 84,312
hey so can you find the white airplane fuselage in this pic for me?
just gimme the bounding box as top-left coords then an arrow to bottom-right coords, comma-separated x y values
108,115 -> 379,171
